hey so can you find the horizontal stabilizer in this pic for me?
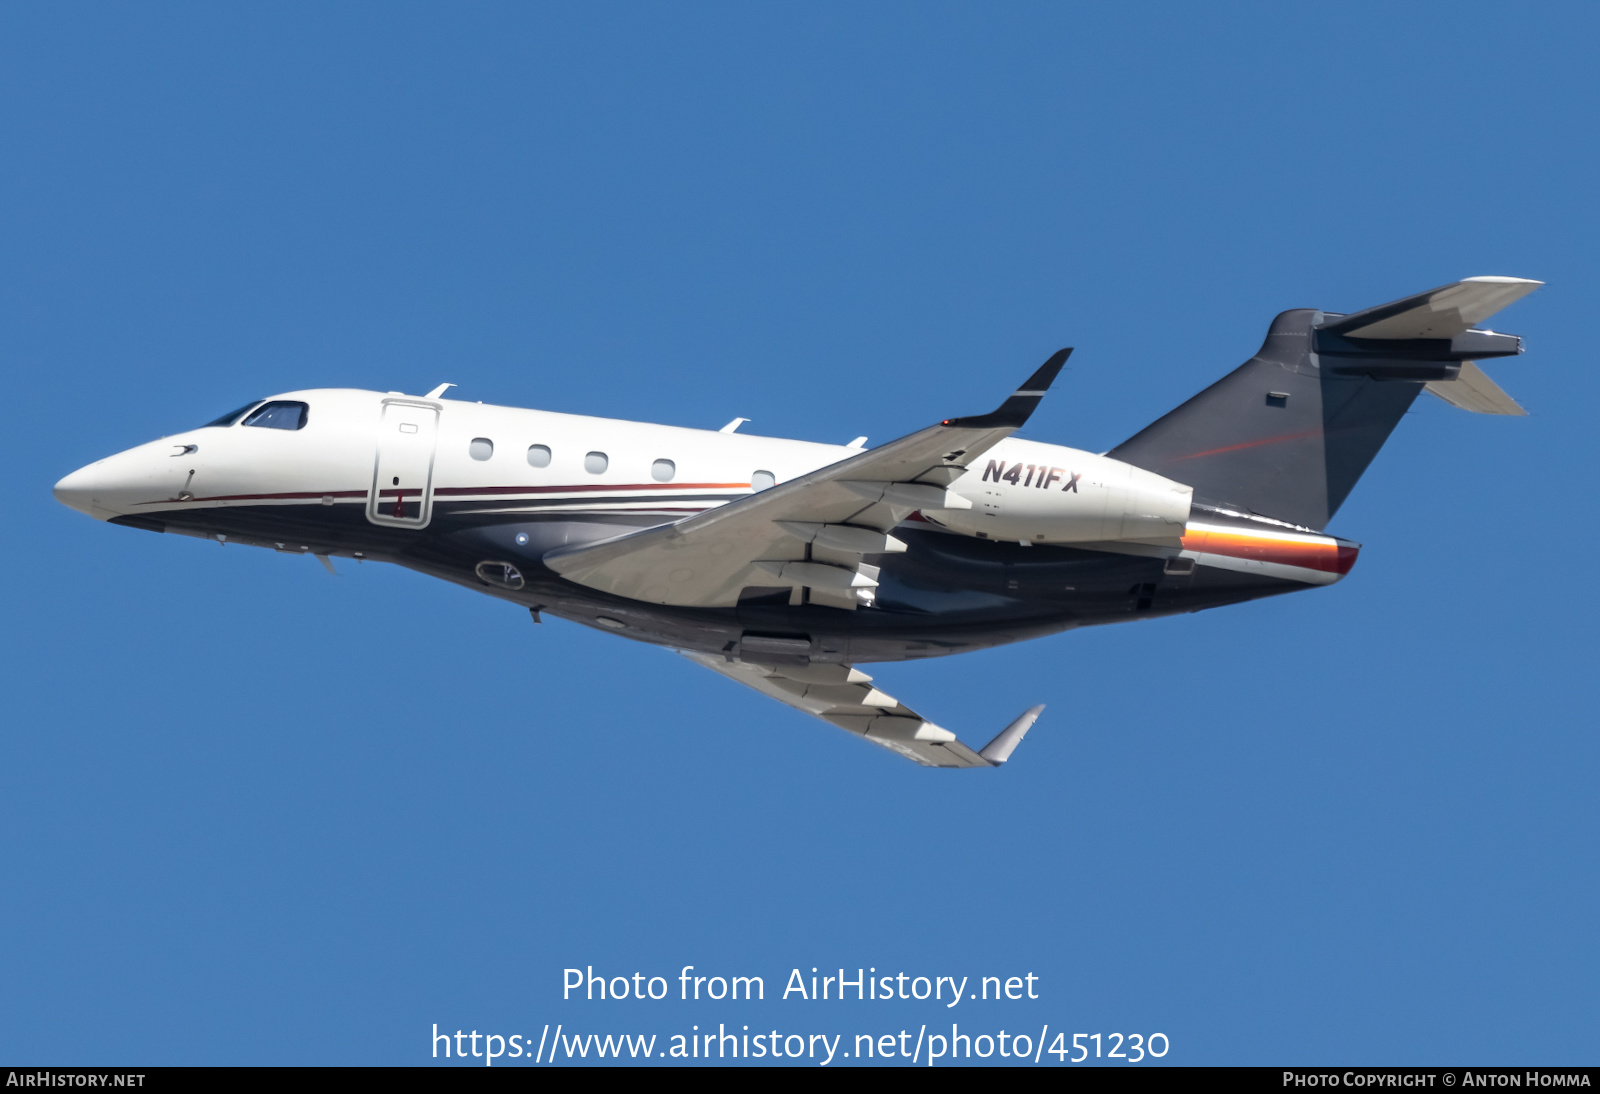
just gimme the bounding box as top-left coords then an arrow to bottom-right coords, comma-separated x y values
1320,276 -> 1542,340
1425,361 -> 1527,416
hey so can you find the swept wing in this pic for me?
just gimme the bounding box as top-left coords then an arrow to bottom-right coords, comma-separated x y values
544,350 -> 1071,610
681,651 -> 1044,768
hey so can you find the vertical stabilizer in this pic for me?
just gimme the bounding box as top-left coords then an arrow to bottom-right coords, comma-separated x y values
1108,278 -> 1538,530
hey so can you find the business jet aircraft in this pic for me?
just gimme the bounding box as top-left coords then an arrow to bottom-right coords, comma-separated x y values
54,277 -> 1539,768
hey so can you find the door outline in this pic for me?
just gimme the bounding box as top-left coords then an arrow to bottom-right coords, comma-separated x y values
367,398 -> 441,529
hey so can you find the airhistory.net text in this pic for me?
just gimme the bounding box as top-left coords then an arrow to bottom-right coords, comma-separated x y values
562,966 -> 1040,1006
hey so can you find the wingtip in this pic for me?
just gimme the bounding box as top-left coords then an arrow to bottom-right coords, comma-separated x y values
978,703 -> 1045,766
1463,275 -> 1544,287
1022,348 -> 1073,394
941,350 -> 1072,430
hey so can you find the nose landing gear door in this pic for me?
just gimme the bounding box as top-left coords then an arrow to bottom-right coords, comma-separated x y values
367,399 -> 440,529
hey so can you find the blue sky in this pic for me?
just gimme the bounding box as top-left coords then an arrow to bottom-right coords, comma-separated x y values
2,2 -> 1595,1066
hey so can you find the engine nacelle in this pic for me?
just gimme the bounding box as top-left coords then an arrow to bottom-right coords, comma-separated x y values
935,438 -> 1193,544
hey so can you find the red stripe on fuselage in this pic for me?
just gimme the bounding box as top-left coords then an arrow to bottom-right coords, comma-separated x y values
426,482 -> 749,497
138,489 -> 369,505
140,482 -> 751,504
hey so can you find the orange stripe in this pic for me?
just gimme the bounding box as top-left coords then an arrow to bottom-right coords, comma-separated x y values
1181,529 -> 1358,575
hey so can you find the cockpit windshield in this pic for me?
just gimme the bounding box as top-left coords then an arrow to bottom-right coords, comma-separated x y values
201,401 -> 263,428
241,401 -> 310,430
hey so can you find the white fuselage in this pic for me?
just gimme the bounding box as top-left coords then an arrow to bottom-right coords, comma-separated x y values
54,387 -> 1192,547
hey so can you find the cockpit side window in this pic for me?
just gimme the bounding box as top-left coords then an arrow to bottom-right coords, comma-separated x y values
201,401 -> 264,428
241,401 -> 310,431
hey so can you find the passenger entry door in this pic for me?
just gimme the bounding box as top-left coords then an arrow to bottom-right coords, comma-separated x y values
367,399 -> 440,528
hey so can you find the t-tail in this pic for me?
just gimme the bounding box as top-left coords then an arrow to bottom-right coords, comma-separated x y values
1108,276 -> 1541,532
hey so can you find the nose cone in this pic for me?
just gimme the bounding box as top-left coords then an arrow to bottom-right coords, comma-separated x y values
55,437 -> 204,520
53,461 -> 116,519
53,441 -> 176,520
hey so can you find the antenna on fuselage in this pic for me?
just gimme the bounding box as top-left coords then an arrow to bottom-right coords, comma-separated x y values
424,383 -> 456,400
719,417 -> 749,433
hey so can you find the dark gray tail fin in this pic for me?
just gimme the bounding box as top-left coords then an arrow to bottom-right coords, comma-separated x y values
1106,277 -> 1539,531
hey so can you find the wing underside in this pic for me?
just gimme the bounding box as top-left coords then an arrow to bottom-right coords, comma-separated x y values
680,650 -> 1043,768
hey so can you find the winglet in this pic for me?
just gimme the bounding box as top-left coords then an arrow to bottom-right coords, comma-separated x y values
979,704 -> 1045,765
942,349 -> 1071,429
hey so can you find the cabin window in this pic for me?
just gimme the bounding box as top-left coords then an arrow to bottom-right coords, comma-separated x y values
469,437 -> 494,461
240,401 -> 309,431
527,444 -> 552,468
201,401 -> 262,428
751,470 -> 775,491
651,459 -> 676,482
585,451 -> 608,474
